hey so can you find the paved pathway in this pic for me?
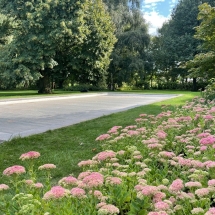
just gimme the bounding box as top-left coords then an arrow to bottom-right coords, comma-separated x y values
0,92 -> 179,142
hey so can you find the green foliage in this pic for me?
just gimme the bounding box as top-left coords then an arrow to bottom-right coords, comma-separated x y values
152,0 -> 215,91
107,6 -> 150,88
68,0 -> 117,86
64,84 -> 107,92
0,0 -> 116,93
0,13 -> 14,45
186,3 -> 215,79
201,78 -> 215,100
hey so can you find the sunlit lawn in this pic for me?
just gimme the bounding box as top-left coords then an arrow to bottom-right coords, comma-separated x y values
0,89 -> 82,99
0,90 -> 200,184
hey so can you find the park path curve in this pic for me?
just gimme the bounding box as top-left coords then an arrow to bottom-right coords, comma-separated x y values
0,92 -> 179,142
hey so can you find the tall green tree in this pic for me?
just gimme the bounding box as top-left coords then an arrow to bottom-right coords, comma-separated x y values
104,1 -> 150,89
0,14 -> 14,45
0,0 -> 116,93
154,0 -> 215,90
186,3 -> 215,79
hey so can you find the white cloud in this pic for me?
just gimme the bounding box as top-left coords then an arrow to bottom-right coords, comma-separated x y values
144,0 -> 165,3
142,4 -> 152,8
143,11 -> 169,35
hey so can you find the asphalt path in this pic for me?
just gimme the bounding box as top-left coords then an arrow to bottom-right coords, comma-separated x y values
0,92 -> 180,142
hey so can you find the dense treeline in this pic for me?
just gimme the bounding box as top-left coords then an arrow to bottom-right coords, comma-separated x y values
0,0 -> 117,93
0,0 -> 215,93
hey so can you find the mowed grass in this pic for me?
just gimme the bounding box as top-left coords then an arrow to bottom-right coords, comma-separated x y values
0,90 -> 200,184
0,89 -> 81,99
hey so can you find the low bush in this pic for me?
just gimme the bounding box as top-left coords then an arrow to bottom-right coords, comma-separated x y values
64,84 -> 107,92
201,78 -> 215,101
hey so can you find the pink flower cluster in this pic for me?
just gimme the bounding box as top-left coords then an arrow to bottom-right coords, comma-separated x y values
38,164 -> 56,170
0,184 -> 9,191
169,179 -> 184,192
58,176 -> 78,186
70,187 -> 86,198
78,160 -> 97,167
108,126 -> 122,134
3,165 -> 26,176
43,186 -> 69,200
93,151 -> 116,161
19,151 -> 40,160
206,207 -> 215,215
96,134 -> 111,141
200,135 -> 215,145
82,172 -> 104,188
106,177 -> 122,185
97,204 -> 119,215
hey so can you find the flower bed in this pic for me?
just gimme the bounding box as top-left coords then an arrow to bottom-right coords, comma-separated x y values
1,97 -> 215,214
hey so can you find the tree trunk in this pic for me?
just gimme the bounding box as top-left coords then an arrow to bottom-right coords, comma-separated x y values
192,77 -> 197,91
38,70 -> 52,94
58,79 -> 64,89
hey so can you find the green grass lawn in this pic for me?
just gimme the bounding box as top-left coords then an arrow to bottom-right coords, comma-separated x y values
0,90 -> 200,184
0,89 -> 81,99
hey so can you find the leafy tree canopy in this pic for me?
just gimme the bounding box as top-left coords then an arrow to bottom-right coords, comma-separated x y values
104,0 -> 150,88
0,0 -> 116,93
151,0 -> 215,90
186,3 -> 215,79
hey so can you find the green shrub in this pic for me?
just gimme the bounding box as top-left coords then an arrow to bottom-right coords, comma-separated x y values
201,78 -> 215,100
64,84 -> 106,92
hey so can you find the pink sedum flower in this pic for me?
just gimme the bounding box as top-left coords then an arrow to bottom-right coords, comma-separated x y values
78,160 -> 97,167
159,151 -> 175,158
200,146 -> 207,151
82,172 -> 104,188
78,171 -> 92,180
154,201 -> 170,211
19,151 -> 40,160
58,176 -> 78,186
169,179 -> 184,192
97,202 -> 107,209
185,182 -> 202,188
141,185 -> 158,196
205,207 -> 215,215
153,192 -> 166,203
38,164 -> 56,170
157,130 -> 167,139
96,134 -> 111,141
127,130 -> 139,136
93,190 -> 103,198
208,179 -> 215,186
94,151 -> 116,161
3,165 -> 26,176
117,150 -> 125,155
200,135 -> 215,145
147,212 -> 168,215
191,207 -> 204,214
98,204 -> 120,215
33,183 -> 44,189
25,179 -> 34,185
43,186 -> 69,200
71,187 -> 86,198
0,184 -> 9,191
106,177 -> 122,185
195,188 -> 210,198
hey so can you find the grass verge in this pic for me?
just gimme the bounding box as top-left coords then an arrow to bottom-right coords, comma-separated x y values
0,90 -> 81,99
0,91 -> 200,184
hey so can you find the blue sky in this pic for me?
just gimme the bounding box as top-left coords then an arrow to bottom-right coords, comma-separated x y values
141,0 -> 179,35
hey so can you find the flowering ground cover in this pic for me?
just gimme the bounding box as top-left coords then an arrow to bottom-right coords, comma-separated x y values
2,96 -> 215,214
